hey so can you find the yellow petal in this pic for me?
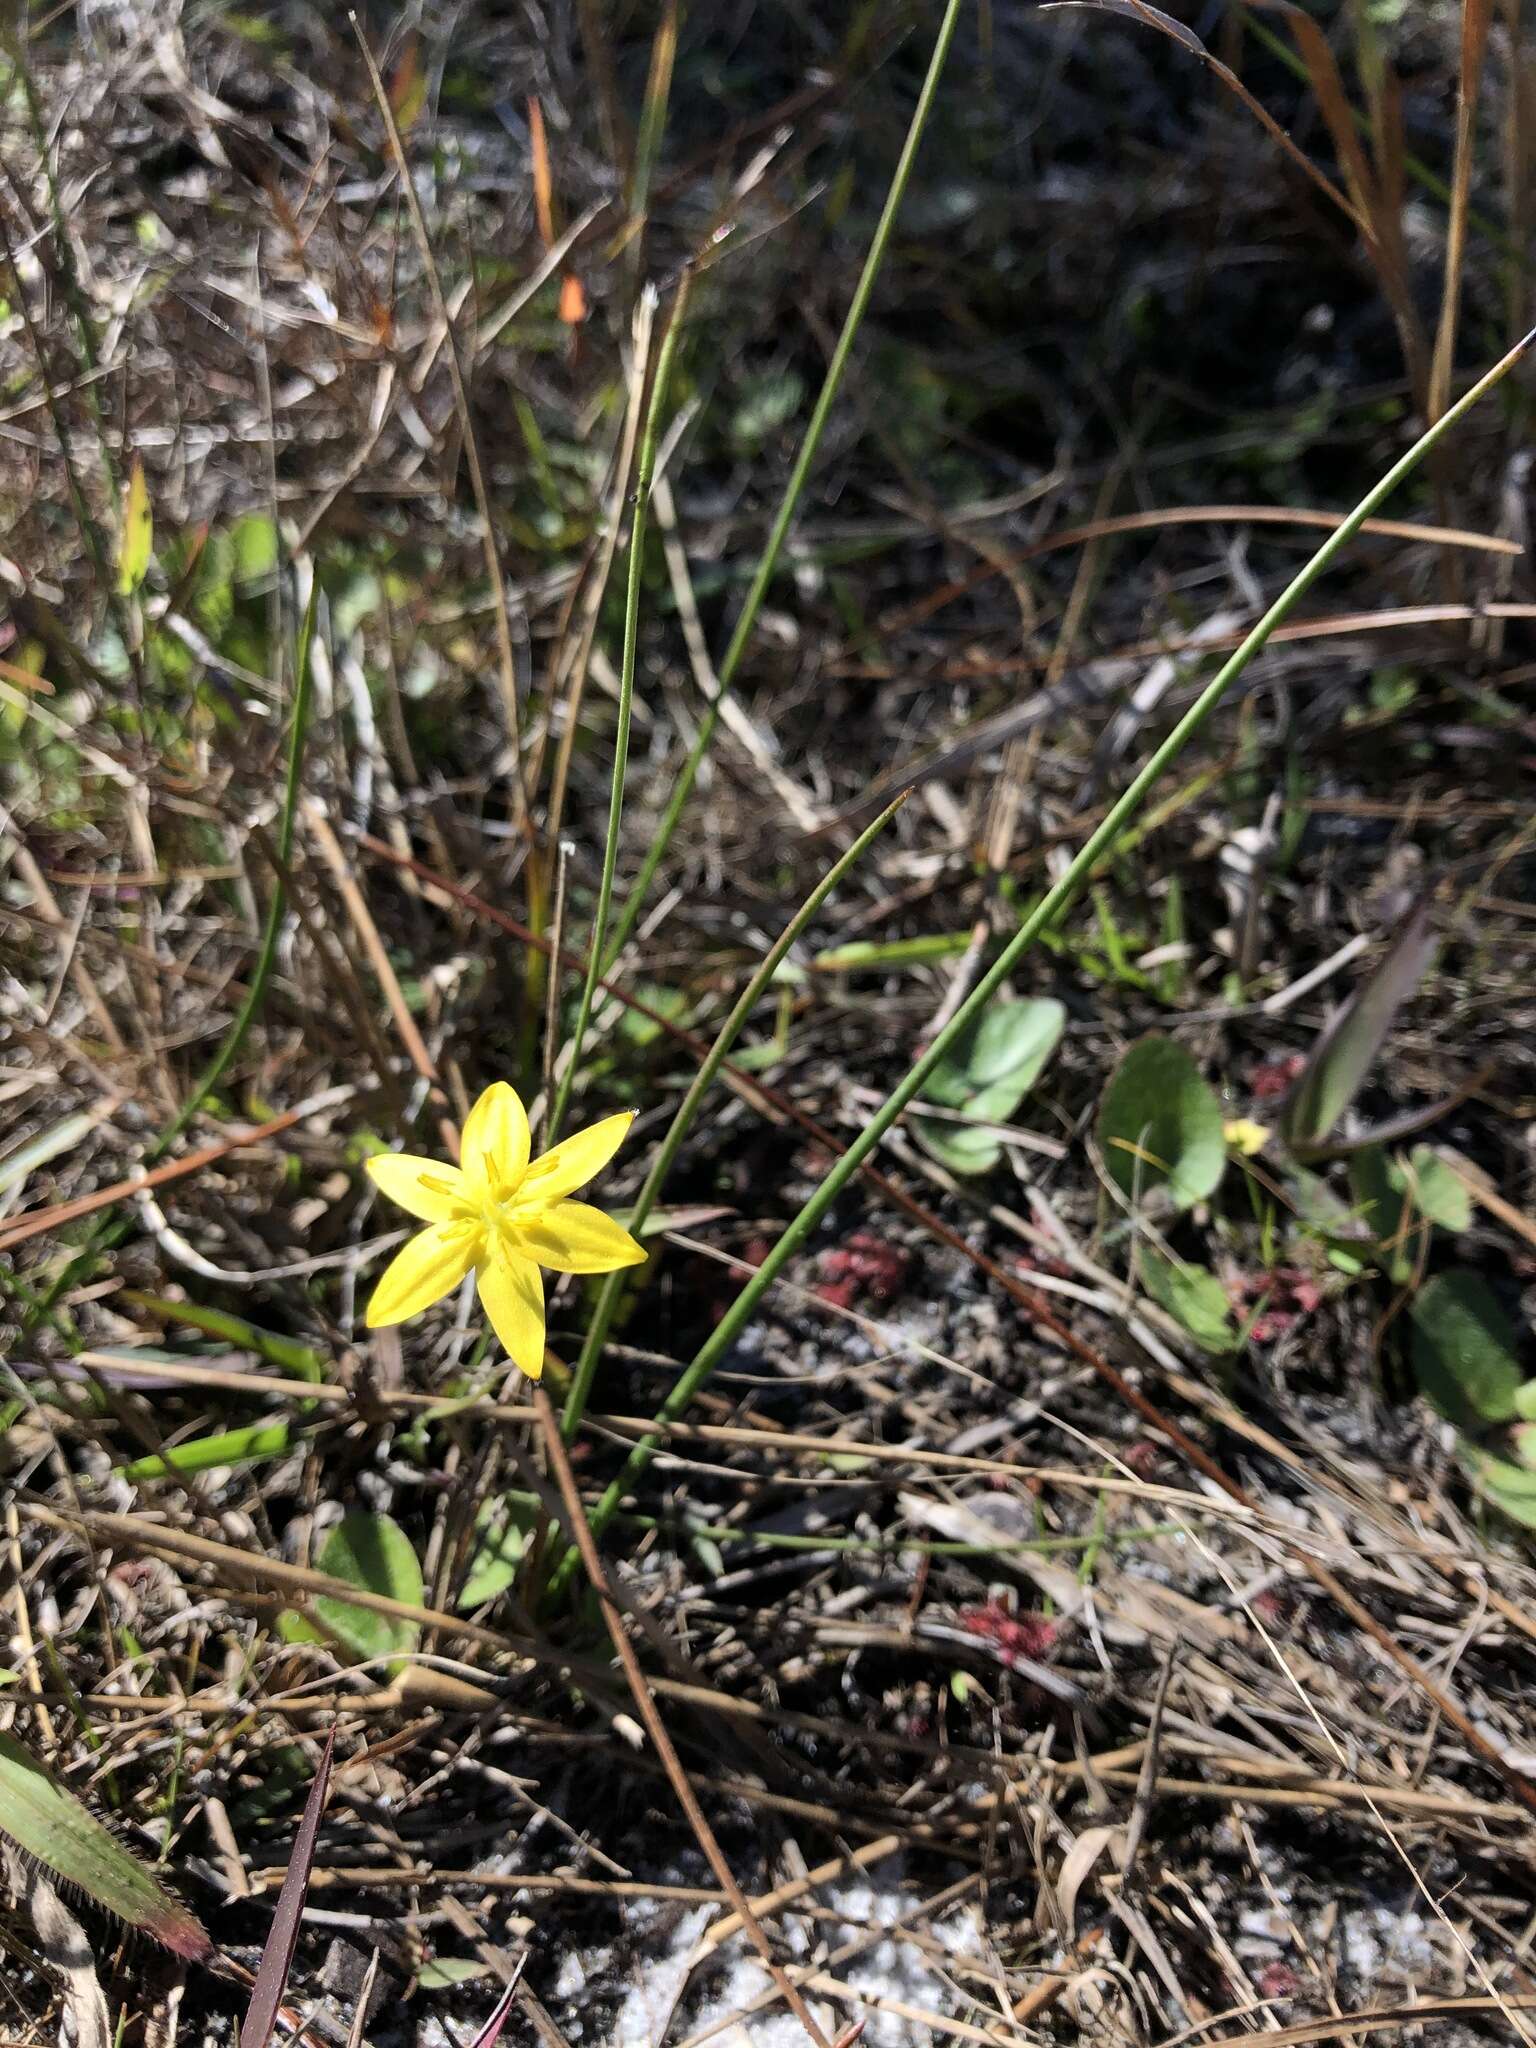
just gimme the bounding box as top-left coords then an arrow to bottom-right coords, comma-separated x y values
520,1112 -> 634,1207
366,1152 -> 469,1222
477,1246 -> 546,1379
462,1081 -> 531,1192
1223,1118 -> 1271,1158
519,1200 -> 648,1275
366,1220 -> 479,1326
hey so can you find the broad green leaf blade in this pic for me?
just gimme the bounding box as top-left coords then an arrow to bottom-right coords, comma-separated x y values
1411,1270 -> 1525,1428
1280,896 -> 1437,1151
308,1511 -> 423,1671
910,1116 -> 1003,1176
116,456 -> 152,596
1097,1036 -> 1225,1211
1404,1147 -> 1472,1233
913,998 -> 1064,1177
0,1732 -> 210,1960
1138,1253 -> 1236,1354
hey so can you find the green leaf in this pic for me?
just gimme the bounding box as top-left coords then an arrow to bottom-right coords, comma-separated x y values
1280,896 -> 1436,1150
1462,1445 -> 1536,1529
617,982 -> 687,1049
1348,1145 -> 1417,1284
191,527 -> 235,644
1411,1271 -> 1525,1428
121,1293 -> 324,1382
0,1732 -> 210,1959
1403,1147 -> 1472,1233
418,1959 -> 491,1990
729,368 -> 805,453
299,1511 -> 423,1673
1138,1253 -> 1236,1354
121,1420 -> 292,1482
813,932 -> 974,973
1097,1036 -> 1226,1211
458,1498 -> 528,1609
232,513 -> 279,587
913,998 -> 1064,1176
115,456 -> 152,596
0,1112 -> 98,1196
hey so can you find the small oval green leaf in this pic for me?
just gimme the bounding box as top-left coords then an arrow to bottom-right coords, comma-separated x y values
308,1511 -> 423,1672
913,998 -> 1064,1177
458,1498 -> 529,1609
1463,1445 -> 1536,1529
1138,1253 -> 1236,1355
1411,1271 -> 1525,1428
1097,1036 -> 1225,1211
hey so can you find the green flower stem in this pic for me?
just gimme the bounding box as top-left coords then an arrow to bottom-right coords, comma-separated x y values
595,0 -> 968,981
547,279 -> 691,1148
559,791 -> 909,1442
552,325 -> 1533,1590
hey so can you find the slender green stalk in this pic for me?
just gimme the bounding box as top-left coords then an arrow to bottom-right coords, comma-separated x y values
149,587 -> 318,1161
596,0 -> 968,980
547,280 -> 690,1147
551,326 -> 1534,1588
560,792 -> 909,1441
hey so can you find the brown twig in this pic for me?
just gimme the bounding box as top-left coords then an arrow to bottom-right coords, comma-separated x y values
529,1382 -> 836,2048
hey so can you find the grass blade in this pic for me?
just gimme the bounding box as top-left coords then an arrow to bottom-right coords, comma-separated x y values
1055,0 -> 1362,231
1429,0 -> 1496,421
0,1731 -> 211,1961
467,1958 -> 528,2048
555,791 -> 908,1452
1279,893 -> 1438,1152
595,0 -> 967,978
239,1726 -> 335,2048
546,278 -> 688,1146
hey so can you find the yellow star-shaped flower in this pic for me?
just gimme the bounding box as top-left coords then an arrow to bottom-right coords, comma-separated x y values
364,1081 -> 645,1381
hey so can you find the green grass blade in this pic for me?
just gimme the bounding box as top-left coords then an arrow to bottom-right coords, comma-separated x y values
567,326 -> 1534,1562
547,281 -> 690,1147
119,1420 -> 295,1482
595,0 -> 967,980
0,1731 -> 211,1960
557,791 -> 908,1449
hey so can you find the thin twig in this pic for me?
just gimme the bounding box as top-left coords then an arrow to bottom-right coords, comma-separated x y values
530,1383 -> 835,2048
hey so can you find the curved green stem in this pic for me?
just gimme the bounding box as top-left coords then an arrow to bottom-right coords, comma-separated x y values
559,791 -> 908,1443
547,278 -> 691,1147
554,325 -> 1534,1584
595,0 -> 968,981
